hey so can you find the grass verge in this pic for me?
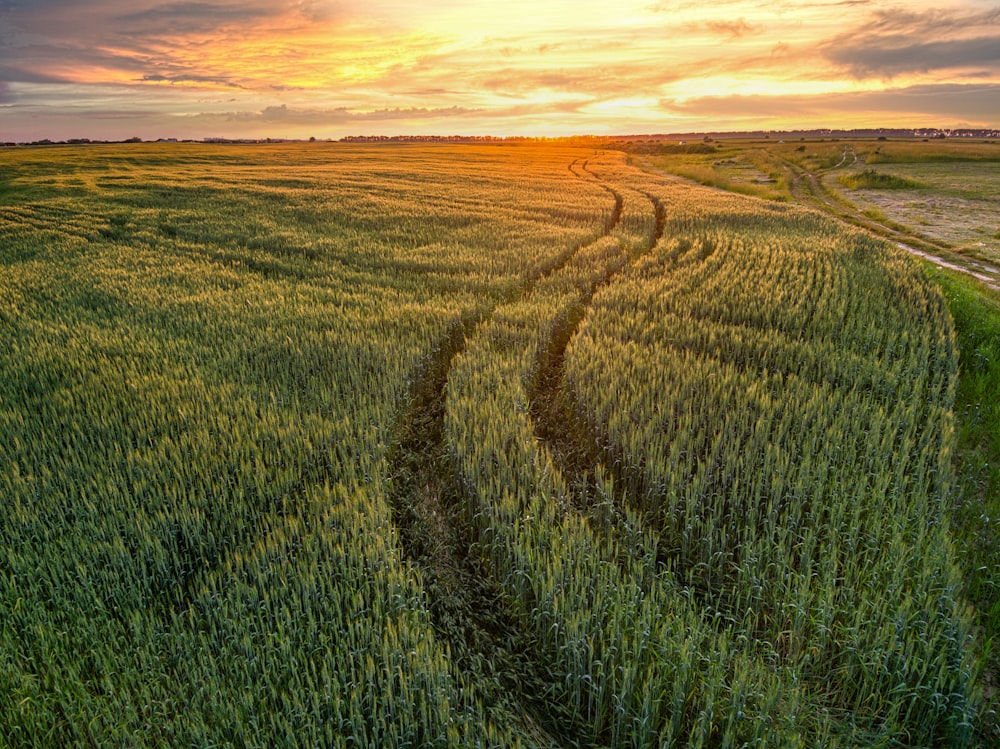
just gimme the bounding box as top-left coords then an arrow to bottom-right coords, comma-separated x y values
931,267 -> 1000,740
839,169 -> 928,189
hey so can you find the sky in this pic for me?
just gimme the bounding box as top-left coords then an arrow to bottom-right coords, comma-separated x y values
0,0 -> 998,141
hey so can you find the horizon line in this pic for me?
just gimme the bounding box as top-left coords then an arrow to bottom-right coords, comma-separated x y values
5,126 -> 1000,147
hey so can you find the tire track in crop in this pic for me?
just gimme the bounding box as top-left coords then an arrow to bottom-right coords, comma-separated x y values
388,315 -> 597,748
387,154 -> 628,748
581,159 -> 624,235
527,159 -> 623,288
528,188 -> 664,533
0,204 -> 105,243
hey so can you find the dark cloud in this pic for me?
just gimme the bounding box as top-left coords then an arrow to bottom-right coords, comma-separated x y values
0,40 -> 152,84
0,2 -> 287,87
290,0 -> 346,23
823,7 -> 1000,77
652,0 -> 871,13
118,2 -> 275,33
0,62 -> 69,85
0,80 -> 11,103
663,83 -> 1000,122
1,98 -> 165,119
82,108 -> 166,120
827,37 -> 1000,77
7,0 -> 341,38
143,72 -> 243,87
858,82 -> 1000,120
0,1 -> 353,90
860,6 -> 1000,36
1,1 -> 311,59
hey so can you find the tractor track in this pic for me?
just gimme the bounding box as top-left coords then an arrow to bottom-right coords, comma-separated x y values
528,186 -> 665,557
387,153 -> 631,748
387,314 -> 587,748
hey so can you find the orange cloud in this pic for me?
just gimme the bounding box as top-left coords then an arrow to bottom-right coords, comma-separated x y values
1,0 -> 996,141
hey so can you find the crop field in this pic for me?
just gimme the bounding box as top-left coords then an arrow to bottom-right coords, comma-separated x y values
0,141 -> 994,746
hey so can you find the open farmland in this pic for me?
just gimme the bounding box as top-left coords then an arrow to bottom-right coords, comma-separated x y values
833,159 -> 1000,266
637,137 -> 1000,275
0,142 -> 990,746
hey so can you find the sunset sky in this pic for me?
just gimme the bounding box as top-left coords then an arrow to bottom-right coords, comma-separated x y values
1,0 -> 998,141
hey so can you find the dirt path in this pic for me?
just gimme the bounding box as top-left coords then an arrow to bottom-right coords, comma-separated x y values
830,145 -> 858,170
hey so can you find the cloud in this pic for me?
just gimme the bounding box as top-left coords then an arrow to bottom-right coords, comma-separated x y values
80,108 -> 168,120
209,102 -> 477,125
290,0 -> 348,23
0,80 -> 11,103
1,0 -> 997,142
663,83 -> 1000,123
823,6 -> 1000,77
143,72 -> 243,88
400,87 -> 461,96
490,99 -> 591,117
0,1 -> 350,71
0,40 -> 156,85
704,19 -> 761,39
118,2 -> 277,33
862,6 -> 1000,36
650,0 -> 871,14
478,64 -> 682,98
0,0 -> 371,92
0,63 -> 67,85
827,37 -> 1000,78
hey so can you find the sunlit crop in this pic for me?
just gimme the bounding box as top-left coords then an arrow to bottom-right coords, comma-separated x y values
0,142 -> 985,746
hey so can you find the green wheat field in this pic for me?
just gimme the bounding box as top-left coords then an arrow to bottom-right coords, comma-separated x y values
2,141 -> 998,747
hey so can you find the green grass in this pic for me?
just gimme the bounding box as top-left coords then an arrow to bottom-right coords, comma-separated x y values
865,141 -> 1000,163
839,169 -> 928,189
449,157 -> 983,745
932,269 -> 1000,723
645,154 -> 790,201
